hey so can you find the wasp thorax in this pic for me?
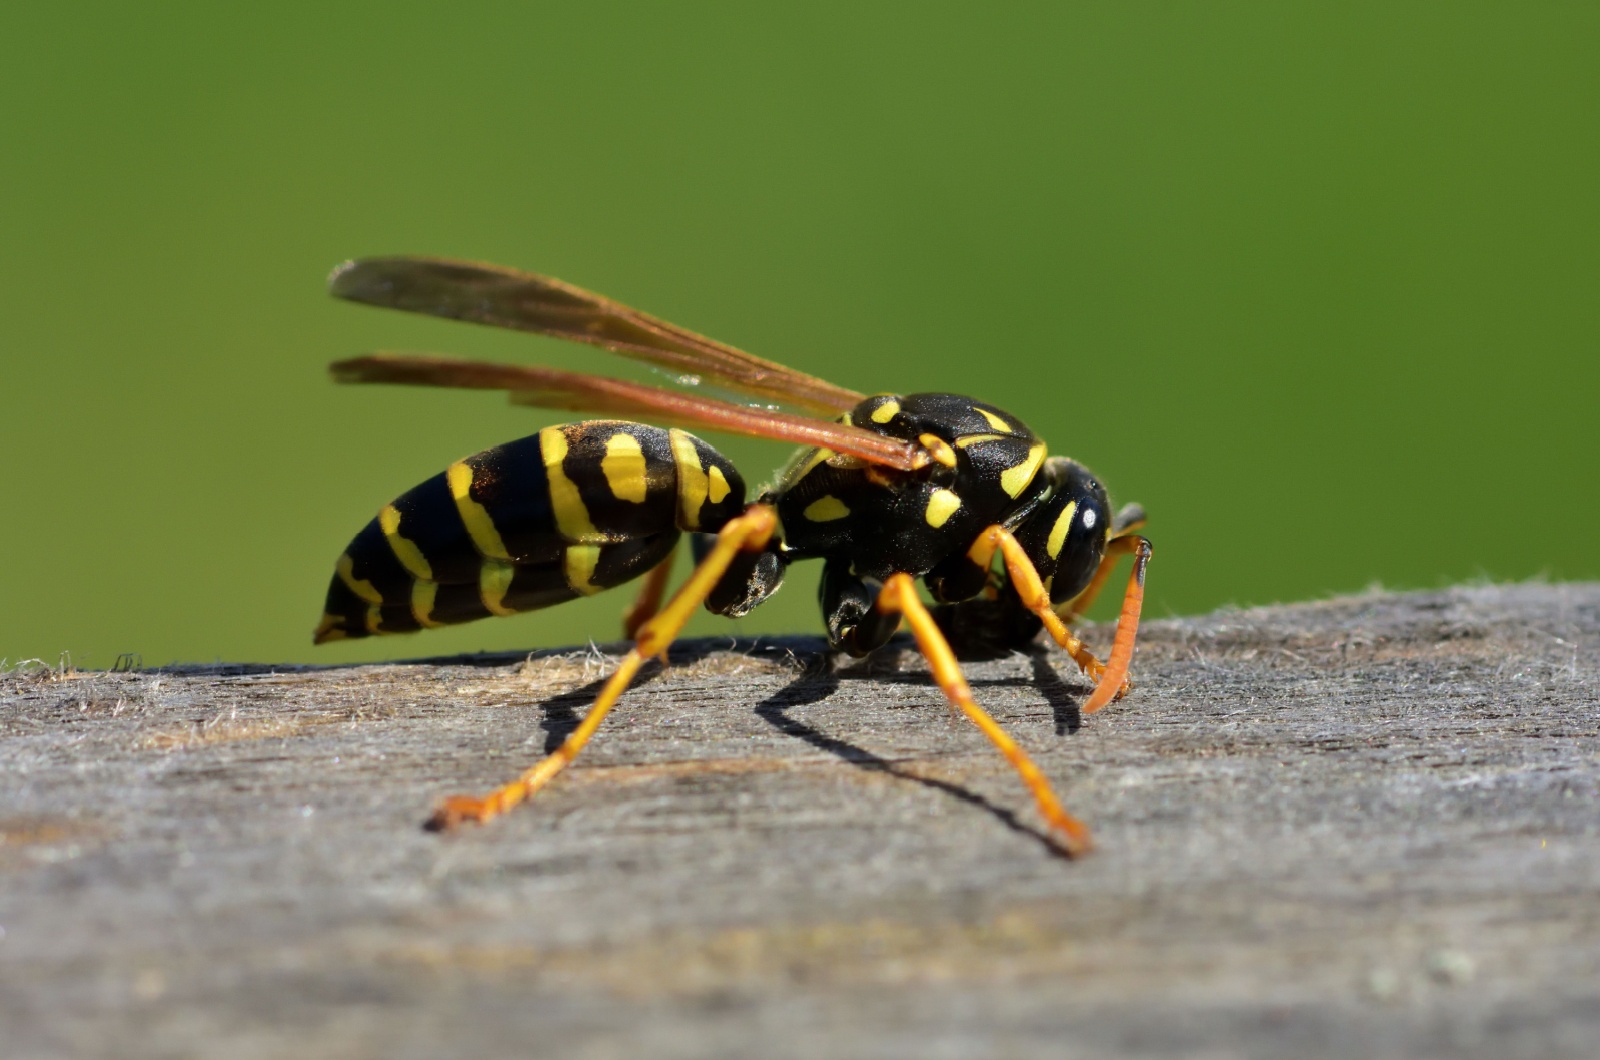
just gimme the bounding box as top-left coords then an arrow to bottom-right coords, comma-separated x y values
776,393 -> 1053,579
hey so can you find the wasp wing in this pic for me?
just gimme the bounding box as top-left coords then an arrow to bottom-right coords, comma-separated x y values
332,354 -> 922,471
328,257 -> 863,416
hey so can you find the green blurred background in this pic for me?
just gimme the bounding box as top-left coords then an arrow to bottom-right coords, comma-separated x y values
2,3 -> 1595,668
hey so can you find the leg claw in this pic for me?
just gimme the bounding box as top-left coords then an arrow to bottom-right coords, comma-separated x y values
425,795 -> 491,832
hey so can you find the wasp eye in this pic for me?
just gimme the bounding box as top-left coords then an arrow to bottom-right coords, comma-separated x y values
1082,507 -> 1097,529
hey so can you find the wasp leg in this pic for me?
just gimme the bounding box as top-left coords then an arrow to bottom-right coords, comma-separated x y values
979,526 -> 1152,715
819,559 -> 900,657
1079,535 -> 1153,715
876,573 -> 1093,856
429,504 -> 780,830
621,544 -> 678,639
1059,516 -> 1149,623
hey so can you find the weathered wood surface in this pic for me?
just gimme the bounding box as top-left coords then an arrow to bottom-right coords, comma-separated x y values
3,583 -> 1598,1059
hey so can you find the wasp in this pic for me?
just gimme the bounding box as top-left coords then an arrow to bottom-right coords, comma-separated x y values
314,258 -> 1152,854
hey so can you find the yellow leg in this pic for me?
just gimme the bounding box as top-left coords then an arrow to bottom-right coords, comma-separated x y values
428,505 -> 780,830
877,573 -> 1093,856
621,544 -> 677,639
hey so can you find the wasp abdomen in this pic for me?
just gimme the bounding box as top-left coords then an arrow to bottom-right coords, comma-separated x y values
314,421 -> 746,642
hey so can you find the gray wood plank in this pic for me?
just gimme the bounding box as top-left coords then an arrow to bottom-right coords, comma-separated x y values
3,583 -> 1598,1059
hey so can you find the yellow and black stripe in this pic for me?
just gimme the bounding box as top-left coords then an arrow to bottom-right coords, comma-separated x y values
314,421 -> 746,642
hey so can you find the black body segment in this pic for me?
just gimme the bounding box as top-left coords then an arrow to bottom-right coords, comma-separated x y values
314,421 -> 745,642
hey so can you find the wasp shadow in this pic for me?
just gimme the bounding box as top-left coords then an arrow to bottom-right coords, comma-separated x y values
821,639 -> 1087,737
752,646 -> 1081,859
534,660 -> 671,753
532,636 -> 816,753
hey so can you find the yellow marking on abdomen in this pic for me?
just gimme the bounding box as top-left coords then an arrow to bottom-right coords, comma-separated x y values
564,544 -> 604,595
410,580 -> 443,628
976,408 -> 1012,433
380,505 -> 434,580
802,495 -> 850,522
479,559 -> 518,616
336,553 -> 384,605
708,464 -> 731,504
447,462 -> 511,560
870,399 -> 901,424
600,431 -> 649,503
1046,500 -> 1079,559
669,429 -> 710,530
312,614 -> 348,643
541,427 -> 601,541
1000,442 -> 1047,499
925,489 -> 962,528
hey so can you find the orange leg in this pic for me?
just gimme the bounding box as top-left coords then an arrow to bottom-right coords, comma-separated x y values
1060,531 -> 1148,624
877,573 -> 1093,856
429,505 -> 779,830
621,545 -> 677,639
1080,535 -> 1152,715
975,526 -> 1152,715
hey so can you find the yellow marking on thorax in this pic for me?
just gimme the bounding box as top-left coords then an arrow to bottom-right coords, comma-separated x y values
1046,500 -> 1078,559
976,408 -> 1012,433
954,433 -> 1006,448
1000,442 -> 1047,499
479,559 -> 518,616
541,427 -> 601,541
564,544 -> 604,595
925,488 -> 962,528
917,433 -> 957,468
336,553 -> 384,605
669,429 -> 710,530
802,495 -> 850,522
447,462 -> 511,560
600,431 -> 649,503
708,464 -> 731,504
378,506 -> 434,580
870,399 -> 901,424
410,580 -> 443,628
781,446 -> 834,489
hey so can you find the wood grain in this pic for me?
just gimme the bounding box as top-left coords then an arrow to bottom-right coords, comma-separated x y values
3,583 -> 1598,1058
